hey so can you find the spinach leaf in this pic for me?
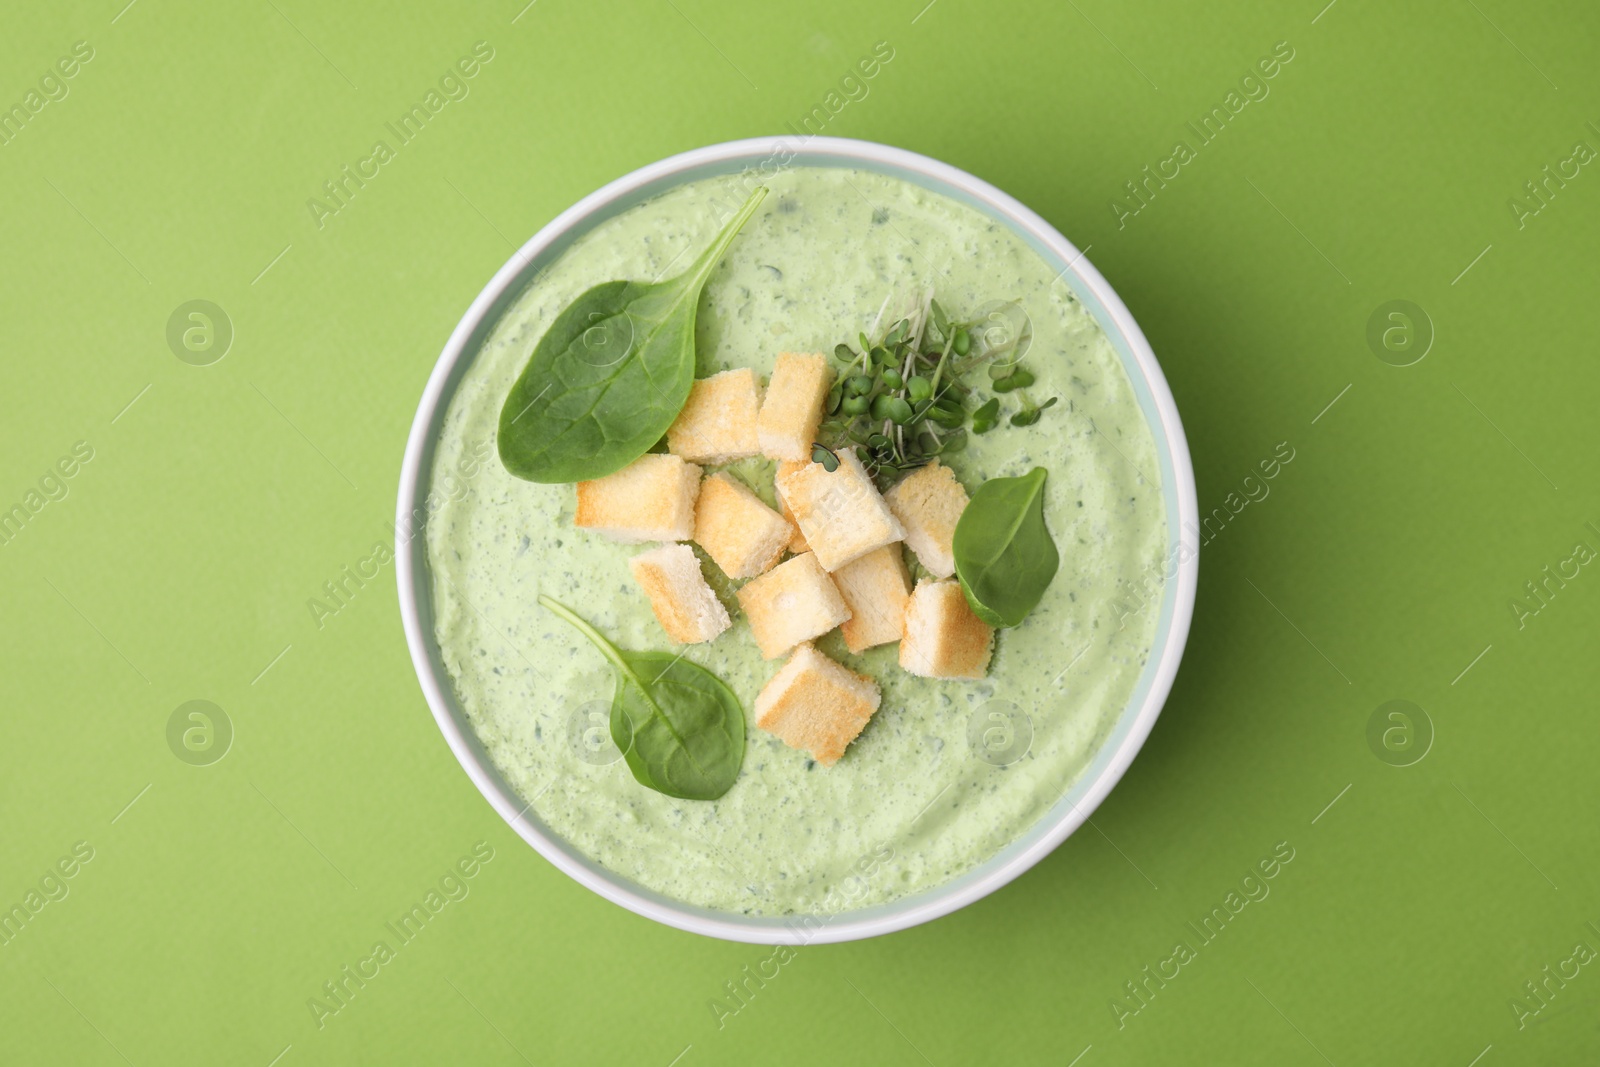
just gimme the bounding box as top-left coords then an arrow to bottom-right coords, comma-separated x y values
951,467 -> 1059,628
538,595 -> 745,800
499,187 -> 769,483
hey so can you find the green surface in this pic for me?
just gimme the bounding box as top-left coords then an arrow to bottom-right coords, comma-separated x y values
3,0 -> 1597,1063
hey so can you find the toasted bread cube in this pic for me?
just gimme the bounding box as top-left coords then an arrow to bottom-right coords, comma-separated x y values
575,453 -> 701,543
628,543 -> 731,644
775,460 -> 810,554
756,352 -> 830,461
900,580 -> 993,679
692,472 -> 794,579
754,644 -> 882,766
832,546 -> 912,653
735,552 -> 851,659
775,450 -> 904,572
667,369 -> 762,464
884,461 -> 970,579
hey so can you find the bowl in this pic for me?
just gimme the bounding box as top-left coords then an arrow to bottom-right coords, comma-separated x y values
396,136 -> 1198,943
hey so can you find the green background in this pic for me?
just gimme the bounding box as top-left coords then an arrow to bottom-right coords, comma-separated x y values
3,0 -> 1597,1063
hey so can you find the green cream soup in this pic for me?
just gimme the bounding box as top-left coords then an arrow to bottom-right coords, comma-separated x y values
426,166 -> 1166,915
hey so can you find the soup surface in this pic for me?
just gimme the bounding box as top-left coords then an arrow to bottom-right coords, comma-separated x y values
426,165 -> 1167,915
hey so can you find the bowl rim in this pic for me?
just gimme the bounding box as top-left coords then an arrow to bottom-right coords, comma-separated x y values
396,135 -> 1199,944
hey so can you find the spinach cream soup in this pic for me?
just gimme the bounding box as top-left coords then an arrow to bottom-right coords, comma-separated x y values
426,166 -> 1166,915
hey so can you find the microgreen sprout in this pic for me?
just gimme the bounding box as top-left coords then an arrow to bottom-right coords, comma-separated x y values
816,291 -> 1055,487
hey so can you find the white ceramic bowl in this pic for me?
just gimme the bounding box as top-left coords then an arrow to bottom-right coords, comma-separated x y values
397,136 -> 1198,944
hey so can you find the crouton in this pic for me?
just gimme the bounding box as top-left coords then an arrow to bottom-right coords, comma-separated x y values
627,543 -> 731,644
735,551 -> 851,659
692,472 -> 793,579
667,368 -> 762,464
574,453 -> 701,543
832,545 -> 912,653
775,460 -> 810,554
754,644 -> 882,766
884,461 -> 970,578
899,580 -> 993,679
756,352 -> 830,461
774,450 -> 905,572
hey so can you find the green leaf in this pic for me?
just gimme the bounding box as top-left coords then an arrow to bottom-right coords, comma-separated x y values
971,397 -> 1000,434
498,187 -> 769,483
952,468 -> 1059,628
992,368 -> 1034,393
1010,396 -> 1056,427
538,596 -> 745,800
